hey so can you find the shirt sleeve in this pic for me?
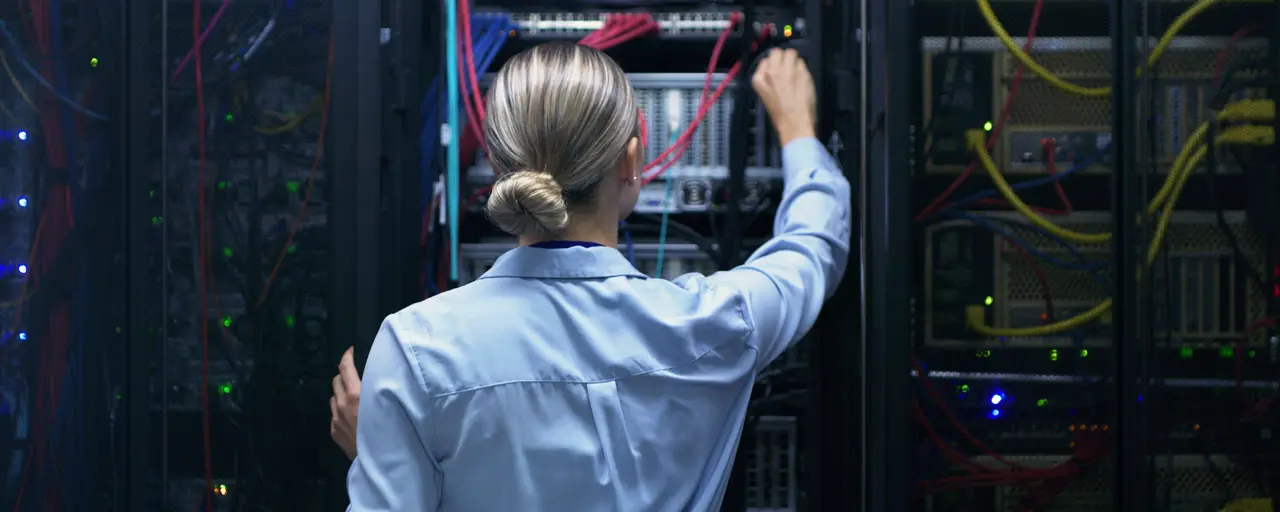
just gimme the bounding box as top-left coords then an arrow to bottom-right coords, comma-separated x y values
706,137 -> 852,371
346,317 -> 444,511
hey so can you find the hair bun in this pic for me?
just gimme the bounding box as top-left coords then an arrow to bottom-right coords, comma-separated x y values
485,170 -> 570,236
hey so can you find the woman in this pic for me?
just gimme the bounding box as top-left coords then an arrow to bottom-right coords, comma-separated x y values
335,42 -> 850,511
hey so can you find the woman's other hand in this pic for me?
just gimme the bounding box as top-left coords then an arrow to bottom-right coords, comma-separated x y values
330,346 -> 361,460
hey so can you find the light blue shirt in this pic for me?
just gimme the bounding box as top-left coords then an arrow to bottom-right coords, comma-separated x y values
347,138 -> 851,511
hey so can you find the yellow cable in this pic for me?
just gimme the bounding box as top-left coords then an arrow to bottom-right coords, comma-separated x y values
976,0 -> 1269,98
1221,498 -> 1272,512
965,99 -> 1274,245
254,98 -> 321,135
964,125 -> 1273,338
0,50 -> 36,111
0,100 -> 18,124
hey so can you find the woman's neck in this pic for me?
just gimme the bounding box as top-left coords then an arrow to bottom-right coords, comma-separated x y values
518,216 -> 618,248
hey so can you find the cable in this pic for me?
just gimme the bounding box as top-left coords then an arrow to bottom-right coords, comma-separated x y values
938,212 -> 1109,276
0,50 -> 37,111
169,0 -> 233,82
445,0 -> 461,282
915,0 -> 1044,221
192,0 -> 215,507
964,124 -> 1275,338
620,221 -> 636,265
963,100 -> 1275,245
0,22 -> 105,120
254,30 -> 334,307
974,0 -> 1261,98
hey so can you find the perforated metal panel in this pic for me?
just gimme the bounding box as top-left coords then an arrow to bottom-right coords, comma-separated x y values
746,416 -> 799,512
970,454 -> 1263,511
921,37 -> 1270,175
923,211 -> 1267,348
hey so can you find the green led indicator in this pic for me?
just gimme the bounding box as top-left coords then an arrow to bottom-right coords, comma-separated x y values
221,316 -> 232,328
218,383 -> 232,394
151,216 -> 163,226
222,247 -> 233,258
149,189 -> 155,198
1036,399 -> 1048,407
287,244 -> 297,254
115,393 -> 122,400
1049,349 -> 1059,361
225,113 -> 234,122
286,180 -> 300,193
1079,349 -> 1089,358
218,180 -> 229,190
284,315 -> 296,328
975,349 -> 992,358
1220,346 -> 1234,358
984,296 -> 994,306
983,121 -> 994,131
1248,350 -> 1257,358
89,57 -> 99,68
957,384 -> 970,393
1179,345 -> 1193,358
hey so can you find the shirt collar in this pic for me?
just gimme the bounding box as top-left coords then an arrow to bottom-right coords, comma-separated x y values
479,245 -> 648,280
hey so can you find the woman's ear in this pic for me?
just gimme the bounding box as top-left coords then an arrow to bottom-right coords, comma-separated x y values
619,136 -> 640,183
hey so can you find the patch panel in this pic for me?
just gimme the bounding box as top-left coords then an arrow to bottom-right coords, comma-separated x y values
922,211 -> 1267,349
920,36 -> 1269,175
492,11 -> 805,39
745,416 -> 799,512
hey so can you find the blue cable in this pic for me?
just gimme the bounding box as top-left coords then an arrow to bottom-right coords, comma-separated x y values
654,130 -> 679,278
422,15 -> 507,293
934,145 -> 1110,218
937,211 -> 1110,287
620,221 -> 636,265
445,0 -> 461,281
0,21 -> 107,121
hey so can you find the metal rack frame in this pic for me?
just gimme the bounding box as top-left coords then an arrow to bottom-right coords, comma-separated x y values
327,0 -> 385,507
859,0 -> 913,509
120,0 -> 153,508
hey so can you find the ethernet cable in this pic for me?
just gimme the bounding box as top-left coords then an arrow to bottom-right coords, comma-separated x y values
975,0 -> 1270,98
655,90 -> 683,279
939,211 -> 1109,275
446,0 -> 461,281
966,99 -> 1274,245
964,124 -> 1274,338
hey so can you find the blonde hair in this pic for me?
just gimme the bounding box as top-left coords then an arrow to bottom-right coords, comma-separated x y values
483,42 -> 639,236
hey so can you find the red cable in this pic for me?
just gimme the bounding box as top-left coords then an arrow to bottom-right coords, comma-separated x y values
1214,25 -> 1256,87
915,0 -> 1045,221
12,0 -> 78,507
1044,138 -> 1073,213
255,32 -> 335,306
192,0 -> 214,508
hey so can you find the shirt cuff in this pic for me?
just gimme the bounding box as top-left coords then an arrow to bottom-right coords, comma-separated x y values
780,137 -> 837,180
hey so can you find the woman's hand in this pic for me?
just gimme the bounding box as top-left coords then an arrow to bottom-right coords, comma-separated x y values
330,347 -> 361,460
751,48 -> 817,146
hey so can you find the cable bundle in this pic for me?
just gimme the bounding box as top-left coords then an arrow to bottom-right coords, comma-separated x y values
429,7 -> 759,288
912,0 -> 1280,506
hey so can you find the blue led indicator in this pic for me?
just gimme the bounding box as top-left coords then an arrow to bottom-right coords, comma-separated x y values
989,409 -> 1001,418
17,332 -> 26,341
16,264 -> 26,274
990,393 -> 1005,405
17,131 -> 27,141
17,197 -> 27,208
